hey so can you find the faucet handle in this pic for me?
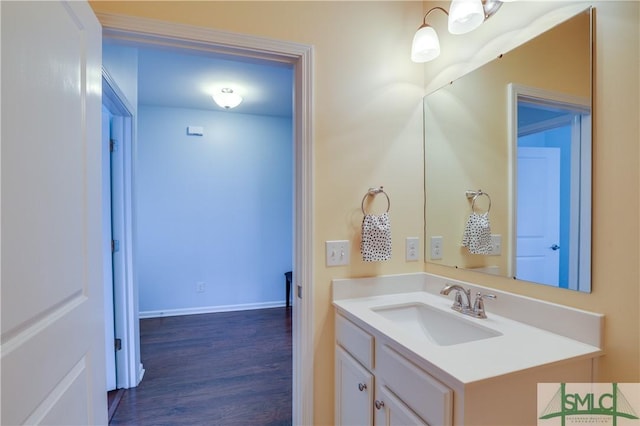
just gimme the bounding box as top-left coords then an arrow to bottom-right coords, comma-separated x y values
476,292 -> 496,300
472,292 -> 497,318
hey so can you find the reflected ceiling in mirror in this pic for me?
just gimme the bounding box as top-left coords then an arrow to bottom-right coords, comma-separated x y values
424,8 -> 593,292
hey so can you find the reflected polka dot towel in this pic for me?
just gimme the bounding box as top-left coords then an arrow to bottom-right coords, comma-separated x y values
462,212 -> 492,255
361,213 -> 392,262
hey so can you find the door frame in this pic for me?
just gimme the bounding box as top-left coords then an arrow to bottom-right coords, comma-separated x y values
101,104 -> 116,391
96,12 -> 315,425
508,83 -> 591,291
102,70 -> 139,389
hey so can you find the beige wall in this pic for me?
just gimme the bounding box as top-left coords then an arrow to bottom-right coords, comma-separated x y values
90,2 -> 425,424
424,0 -> 639,385
90,1 -> 639,423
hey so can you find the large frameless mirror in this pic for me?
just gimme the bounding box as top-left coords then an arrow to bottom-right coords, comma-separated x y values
424,8 -> 593,292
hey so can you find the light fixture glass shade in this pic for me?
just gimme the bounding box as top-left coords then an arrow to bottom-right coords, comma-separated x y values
448,0 -> 485,34
212,88 -> 243,109
411,25 -> 441,63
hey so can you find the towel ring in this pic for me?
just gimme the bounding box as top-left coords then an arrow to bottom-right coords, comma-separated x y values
361,186 -> 390,215
466,189 -> 491,214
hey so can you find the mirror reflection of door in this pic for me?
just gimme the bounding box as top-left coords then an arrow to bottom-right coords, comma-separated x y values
515,97 -> 591,289
517,145 -> 561,286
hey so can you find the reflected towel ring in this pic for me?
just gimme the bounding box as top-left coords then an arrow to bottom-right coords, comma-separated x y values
361,186 -> 390,215
466,189 -> 491,214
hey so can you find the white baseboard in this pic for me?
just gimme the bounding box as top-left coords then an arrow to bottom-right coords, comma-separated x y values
139,301 -> 287,319
137,363 -> 145,386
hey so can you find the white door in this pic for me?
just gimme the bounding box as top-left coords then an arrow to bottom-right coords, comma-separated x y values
1,2 -> 107,424
516,147 -> 561,286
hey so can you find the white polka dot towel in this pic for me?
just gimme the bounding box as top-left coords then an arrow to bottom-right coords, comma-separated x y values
461,212 -> 492,255
361,212 -> 392,262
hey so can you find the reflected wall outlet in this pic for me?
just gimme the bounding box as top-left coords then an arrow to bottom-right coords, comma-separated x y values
326,240 -> 350,266
430,236 -> 443,260
406,237 -> 419,261
489,234 -> 502,255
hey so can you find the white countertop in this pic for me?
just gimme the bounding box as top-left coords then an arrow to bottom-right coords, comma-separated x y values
332,274 -> 603,386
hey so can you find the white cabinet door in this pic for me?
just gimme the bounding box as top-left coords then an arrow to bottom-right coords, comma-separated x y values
376,343 -> 452,425
374,385 -> 428,426
1,1 -> 106,424
336,346 -> 374,426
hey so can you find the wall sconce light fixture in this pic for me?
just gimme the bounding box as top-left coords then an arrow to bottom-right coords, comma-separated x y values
411,0 -> 506,63
411,7 -> 448,63
212,88 -> 243,109
448,0 -> 485,34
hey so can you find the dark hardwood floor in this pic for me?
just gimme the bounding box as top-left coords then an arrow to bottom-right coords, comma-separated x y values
109,307 -> 292,426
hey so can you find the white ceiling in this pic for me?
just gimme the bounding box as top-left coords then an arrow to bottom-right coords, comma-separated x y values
108,42 -> 294,117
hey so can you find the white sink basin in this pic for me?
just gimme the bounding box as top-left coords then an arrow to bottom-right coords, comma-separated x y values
371,302 -> 502,346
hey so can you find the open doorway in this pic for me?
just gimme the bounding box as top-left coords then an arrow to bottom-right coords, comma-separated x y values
98,13 -> 314,425
128,44 -> 294,318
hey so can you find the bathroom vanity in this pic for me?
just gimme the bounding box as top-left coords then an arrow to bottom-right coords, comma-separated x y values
333,273 -> 603,425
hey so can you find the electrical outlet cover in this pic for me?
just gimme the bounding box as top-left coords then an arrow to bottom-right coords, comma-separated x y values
406,237 -> 419,261
430,236 -> 443,260
489,234 -> 502,255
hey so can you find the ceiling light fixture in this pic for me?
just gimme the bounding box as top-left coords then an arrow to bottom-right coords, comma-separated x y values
411,0 -> 505,63
212,88 -> 243,109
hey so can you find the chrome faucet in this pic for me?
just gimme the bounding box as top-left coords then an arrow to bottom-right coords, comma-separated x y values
440,284 -> 472,312
440,283 -> 497,319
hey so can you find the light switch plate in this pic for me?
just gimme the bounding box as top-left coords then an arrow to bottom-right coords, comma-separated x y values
326,240 -> 350,266
406,237 -> 419,261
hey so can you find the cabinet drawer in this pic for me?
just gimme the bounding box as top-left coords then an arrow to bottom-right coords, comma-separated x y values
377,343 -> 452,426
336,314 -> 374,369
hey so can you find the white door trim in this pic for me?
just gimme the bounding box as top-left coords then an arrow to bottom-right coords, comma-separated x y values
101,104 -> 117,391
102,70 -> 140,389
95,12 -> 314,425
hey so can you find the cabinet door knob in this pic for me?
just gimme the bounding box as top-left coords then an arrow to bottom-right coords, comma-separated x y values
358,383 -> 367,391
375,400 -> 385,410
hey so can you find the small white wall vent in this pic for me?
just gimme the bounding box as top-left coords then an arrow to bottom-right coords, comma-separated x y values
186,126 -> 204,136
